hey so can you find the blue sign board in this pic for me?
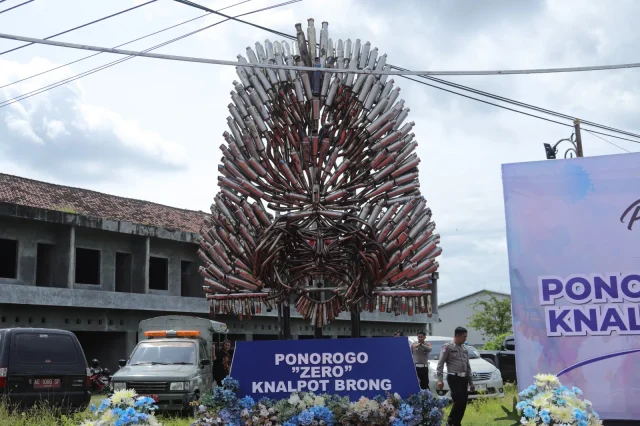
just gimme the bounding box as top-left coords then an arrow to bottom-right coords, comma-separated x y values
230,337 -> 420,401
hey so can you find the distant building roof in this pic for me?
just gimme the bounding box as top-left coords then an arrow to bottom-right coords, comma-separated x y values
438,289 -> 510,308
0,173 -> 210,234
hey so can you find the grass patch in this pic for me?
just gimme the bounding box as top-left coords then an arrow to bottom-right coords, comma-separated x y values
0,396 -> 193,426
443,382 -> 518,425
0,385 -> 518,425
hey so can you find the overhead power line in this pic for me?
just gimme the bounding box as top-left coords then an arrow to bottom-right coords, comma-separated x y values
2,0 -> 639,149
390,65 -> 640,141
584,129 -> 631,153
0,0 -> 301,109
0,0 -> 34,15
5,31 -> 640,78
395,74 -> 640,145
0,0 -> 158,56
174,0 -> 640,148
0,0 -> 253,90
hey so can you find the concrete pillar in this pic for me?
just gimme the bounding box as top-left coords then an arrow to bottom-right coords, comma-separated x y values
54,225 -> 72,288
68,226 -> 75,288
245,333 -> 253,341
168,257 -> 180,297
131,236 -> 149,294
125,331 -> 138,360
17,239 -> 37,285
102,250 -> 116,292
143,237 -> 150,294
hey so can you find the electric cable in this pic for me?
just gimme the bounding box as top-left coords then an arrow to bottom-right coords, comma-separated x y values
7,32 -> 640,79
0,0 -> 33,15
0,0 -> 253,91
0,0 -> 301,109
3,31 -> 640,145
396,74 -> 640,144
390,65 -> 640,140
583,129 -> 631,153
0,0 -> 158,56
174,0 -> 640,146
174,0 -> 640,144
3,0 -> 640,147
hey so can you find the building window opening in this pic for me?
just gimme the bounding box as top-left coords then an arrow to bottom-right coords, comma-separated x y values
180,260 -> 193,296
36,243 -> 55,287
0,238 -> 18,279
75,248 -> 100,285
149,256 -> 168,290
115,252 -> 132,293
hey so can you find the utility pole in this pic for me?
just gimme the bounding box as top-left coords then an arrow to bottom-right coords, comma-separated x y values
574,119 -> 584,157
543,120 -> 585,160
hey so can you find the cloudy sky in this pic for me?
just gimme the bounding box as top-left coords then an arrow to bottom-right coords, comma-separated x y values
1,0 -> 639,303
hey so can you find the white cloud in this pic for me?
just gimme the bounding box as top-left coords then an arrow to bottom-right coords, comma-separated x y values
43,118 -> 68,139
0,57 -> 188,182
4,113 -> 43,144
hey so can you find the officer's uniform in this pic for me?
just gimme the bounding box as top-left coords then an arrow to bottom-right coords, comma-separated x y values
411,342 -> 431,389
436,342 -> 473,426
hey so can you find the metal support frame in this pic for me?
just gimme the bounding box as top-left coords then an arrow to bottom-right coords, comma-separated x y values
279,300 -> 292,340
350,309 -> 361,338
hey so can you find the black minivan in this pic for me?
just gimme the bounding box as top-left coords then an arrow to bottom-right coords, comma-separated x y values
0,328 -> 91,411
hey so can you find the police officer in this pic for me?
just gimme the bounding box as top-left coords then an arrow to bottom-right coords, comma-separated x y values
411,331 -> 432,389
436,327 -> 474,426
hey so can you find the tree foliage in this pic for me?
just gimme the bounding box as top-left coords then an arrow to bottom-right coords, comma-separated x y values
482,332 -> 512,350
468,295 -> 512,339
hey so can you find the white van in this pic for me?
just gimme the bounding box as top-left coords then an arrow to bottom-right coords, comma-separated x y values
408,335 -> 504,399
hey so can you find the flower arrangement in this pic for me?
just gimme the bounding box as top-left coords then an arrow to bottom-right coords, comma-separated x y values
514,374 -> 602,426
191,377 -> 446,426
79,389 -> 161,426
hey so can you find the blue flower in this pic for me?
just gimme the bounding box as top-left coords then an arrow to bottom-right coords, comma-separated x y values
574,408 -> 587,421
221,376 -> 240,392
557,398 -> 567,406
516,400 -> 528,410
572,386 -> 583,396
98,398 -> 110,412
239,395 -> 255,410
524,406 -> 537,419
541,413 -> 551,424
308,406 -> 334,425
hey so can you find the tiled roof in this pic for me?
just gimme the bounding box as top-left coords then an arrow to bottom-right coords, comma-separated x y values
0,173 -> 210,234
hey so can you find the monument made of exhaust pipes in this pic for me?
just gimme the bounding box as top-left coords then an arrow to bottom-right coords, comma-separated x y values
197,18 -> 441,338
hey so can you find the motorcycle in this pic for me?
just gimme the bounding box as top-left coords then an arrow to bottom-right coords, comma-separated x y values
89,359 -> 112,394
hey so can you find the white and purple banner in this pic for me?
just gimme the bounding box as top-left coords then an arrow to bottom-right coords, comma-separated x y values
502,153 -> 640,421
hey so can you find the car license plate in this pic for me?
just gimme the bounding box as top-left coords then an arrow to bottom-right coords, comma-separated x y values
473,384 -> 487,392
34,378 -> 61,389
140,394 -> 159,402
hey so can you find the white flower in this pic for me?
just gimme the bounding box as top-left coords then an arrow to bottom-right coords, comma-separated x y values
314,396 -> 325,406
288,394 -> 301,405
393,392 -> 401,400
110,388 -> 137,405
533,374 -> 560,388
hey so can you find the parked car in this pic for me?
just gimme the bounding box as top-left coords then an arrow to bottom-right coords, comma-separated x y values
111,315 -> 226,416
408,336 -> 505,400
0,328 -> 91,412
478,335 -> 517,383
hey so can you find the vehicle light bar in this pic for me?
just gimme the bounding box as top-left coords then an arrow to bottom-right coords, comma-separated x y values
144,330 -> 201,338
